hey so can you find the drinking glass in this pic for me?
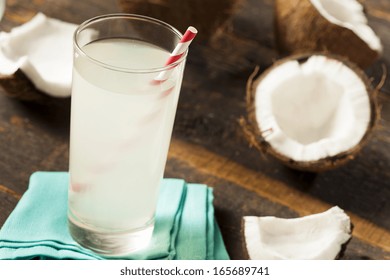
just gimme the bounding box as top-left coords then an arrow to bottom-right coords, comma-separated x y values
68,14 -> 187,256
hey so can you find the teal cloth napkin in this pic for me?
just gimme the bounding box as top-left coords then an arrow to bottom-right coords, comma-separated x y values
0,172 -> 229,260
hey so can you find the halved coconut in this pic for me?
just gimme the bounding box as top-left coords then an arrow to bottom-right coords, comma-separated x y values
243,206 -> 352,260
275,0 -> 383,68
242,54 -> 378,172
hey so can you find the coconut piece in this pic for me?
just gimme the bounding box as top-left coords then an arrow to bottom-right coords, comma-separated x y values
275,0 -> 383,68
243,54 -> 378,172
0,13 -> 86,98
243,206 -> 352,260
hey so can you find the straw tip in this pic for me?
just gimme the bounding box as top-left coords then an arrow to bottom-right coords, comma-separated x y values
188,26 -> 198,34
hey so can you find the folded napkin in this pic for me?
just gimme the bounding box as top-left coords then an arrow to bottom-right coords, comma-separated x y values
0,172 -> 229,260
0,13 -> 78,97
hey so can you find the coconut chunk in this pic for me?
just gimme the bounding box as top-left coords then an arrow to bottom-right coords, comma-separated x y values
310,0 -> 382,53
0,13 -> 95,97
243,206 -> 352,260
254,55 -> 371,163
275,0 -> 382,68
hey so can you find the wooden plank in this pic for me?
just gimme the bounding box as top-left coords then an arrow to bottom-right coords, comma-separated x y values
365,0 -> 390,22
0,0 -> 388,260
166,155 -> 390,260
0,92 -> 71,194
168,139 -> 390,254
0,184 -> 21,200
0,192 -> 19,227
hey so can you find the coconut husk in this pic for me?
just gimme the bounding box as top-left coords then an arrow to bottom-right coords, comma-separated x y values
240,218 -> 250,260
336,222 -> 354,260
0,70 -> 46,102
241,53 -> 379,172
274,0 -> 381,69
119,0 -> 243,43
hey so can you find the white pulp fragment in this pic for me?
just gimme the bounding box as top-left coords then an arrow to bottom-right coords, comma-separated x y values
0,13 -> 82,97
255,55 -> 371,162
310,0 -> 382,53
243,206 -> 352,260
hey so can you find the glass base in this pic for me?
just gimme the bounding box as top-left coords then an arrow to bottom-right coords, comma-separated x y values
68,216 -> 154,257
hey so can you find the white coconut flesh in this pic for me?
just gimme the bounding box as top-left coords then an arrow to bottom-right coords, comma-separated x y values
310,0 -> 382,53
255,55 -> 371,162
243,206 -> 351,260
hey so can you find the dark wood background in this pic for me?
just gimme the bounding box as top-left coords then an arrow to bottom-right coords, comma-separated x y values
0,0 -> 389,259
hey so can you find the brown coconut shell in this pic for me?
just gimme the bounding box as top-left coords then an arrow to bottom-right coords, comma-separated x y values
240,218 -> 250,260
0,70 -> 47,102
241,53 -> 379,172
274,0 -> 381,69
119,0 -> 243,43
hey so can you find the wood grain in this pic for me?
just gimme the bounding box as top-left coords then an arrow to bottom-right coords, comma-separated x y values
0,184 -> 21,200
168,139 -> 390,254
0,0 -> 389,260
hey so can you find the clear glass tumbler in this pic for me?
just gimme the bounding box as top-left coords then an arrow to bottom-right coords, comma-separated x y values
68,14 -> 187,256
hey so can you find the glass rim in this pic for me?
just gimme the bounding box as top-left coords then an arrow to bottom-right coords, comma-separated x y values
74,13 -> 186,73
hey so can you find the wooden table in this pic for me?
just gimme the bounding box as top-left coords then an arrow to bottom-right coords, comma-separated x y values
0,0 -> 389,259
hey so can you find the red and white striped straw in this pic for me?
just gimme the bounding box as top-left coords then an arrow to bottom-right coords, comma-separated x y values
153,26 -> 197,84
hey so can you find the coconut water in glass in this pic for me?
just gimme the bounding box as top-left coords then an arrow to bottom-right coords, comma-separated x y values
68,14 -> 186,256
